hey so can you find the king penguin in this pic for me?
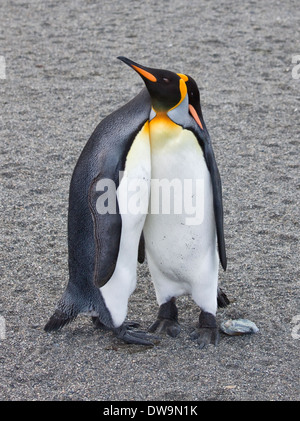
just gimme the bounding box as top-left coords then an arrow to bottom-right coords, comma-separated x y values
44,78 -> 156,345
118,57 -> 227,348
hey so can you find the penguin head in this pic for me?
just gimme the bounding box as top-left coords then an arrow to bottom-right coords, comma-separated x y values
118,56 -> 187,113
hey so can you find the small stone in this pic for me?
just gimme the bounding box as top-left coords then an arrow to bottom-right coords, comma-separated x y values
220,319 -> 259,336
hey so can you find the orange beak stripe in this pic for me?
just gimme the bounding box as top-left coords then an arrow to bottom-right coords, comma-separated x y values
189,104 -> 203,130
132,65 -> 157,82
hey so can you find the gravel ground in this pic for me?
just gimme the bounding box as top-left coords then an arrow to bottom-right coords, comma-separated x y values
0,0 -> 299,401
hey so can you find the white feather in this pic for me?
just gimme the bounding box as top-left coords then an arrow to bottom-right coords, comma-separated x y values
100,122 -> 151,327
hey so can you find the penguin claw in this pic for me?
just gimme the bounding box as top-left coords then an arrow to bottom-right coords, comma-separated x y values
114,324 -> 160,346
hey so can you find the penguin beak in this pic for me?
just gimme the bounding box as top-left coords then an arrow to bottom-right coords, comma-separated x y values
117,56 -> 157,82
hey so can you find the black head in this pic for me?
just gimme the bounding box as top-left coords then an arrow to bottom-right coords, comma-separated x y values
118,56 -> 187,112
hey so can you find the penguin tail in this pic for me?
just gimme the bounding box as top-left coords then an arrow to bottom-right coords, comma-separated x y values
44,288 -> 80,332
44,308 -> 77,332
44,284 -> 114,332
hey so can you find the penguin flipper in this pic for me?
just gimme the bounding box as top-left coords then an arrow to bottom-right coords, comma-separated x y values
183,76 -> 227,271
88,176 -> 122,288
87,89 -> 151,287
203,142 -> 227,271
186,120 -> 227,271
68,88 -> 151,290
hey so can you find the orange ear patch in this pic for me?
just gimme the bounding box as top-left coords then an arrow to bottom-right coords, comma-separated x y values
177,73 -> 189,82
189,104 -> 203,130
168,78 -> 188,111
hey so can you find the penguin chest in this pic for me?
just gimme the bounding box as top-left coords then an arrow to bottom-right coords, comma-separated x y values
118,121 -> 151,215
144,116 -> 216,280
148,115 -> 212,221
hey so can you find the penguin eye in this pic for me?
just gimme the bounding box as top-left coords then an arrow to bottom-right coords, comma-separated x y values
162,77 -> 170,83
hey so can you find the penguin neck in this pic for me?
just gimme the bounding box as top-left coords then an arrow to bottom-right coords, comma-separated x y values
150,94 -> 189,128
149,109 -> 182,143
153,110 -> 171,120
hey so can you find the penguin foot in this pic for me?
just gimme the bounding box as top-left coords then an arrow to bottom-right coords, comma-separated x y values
190,311 -> 219,349
92,318 -> 154,345
114,323 -> 160,346
148,298 -> 181,337
92,317 -> 140,331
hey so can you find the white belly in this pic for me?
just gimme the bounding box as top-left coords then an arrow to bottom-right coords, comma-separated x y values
144,117 -> 218,314
100,122 -> 151,327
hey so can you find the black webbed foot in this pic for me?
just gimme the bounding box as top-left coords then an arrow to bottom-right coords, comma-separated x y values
92,317 -> 140,331
92,317 -> 157,345
114,323 -> 160,346
149,298 -> 181,338
190,311 -> 219,349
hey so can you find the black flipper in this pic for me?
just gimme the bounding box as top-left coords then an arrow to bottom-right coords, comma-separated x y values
184,77 -> 227,271
82,89 -> 151,287
202,140 -> 227,271
187,124 -> 227,271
